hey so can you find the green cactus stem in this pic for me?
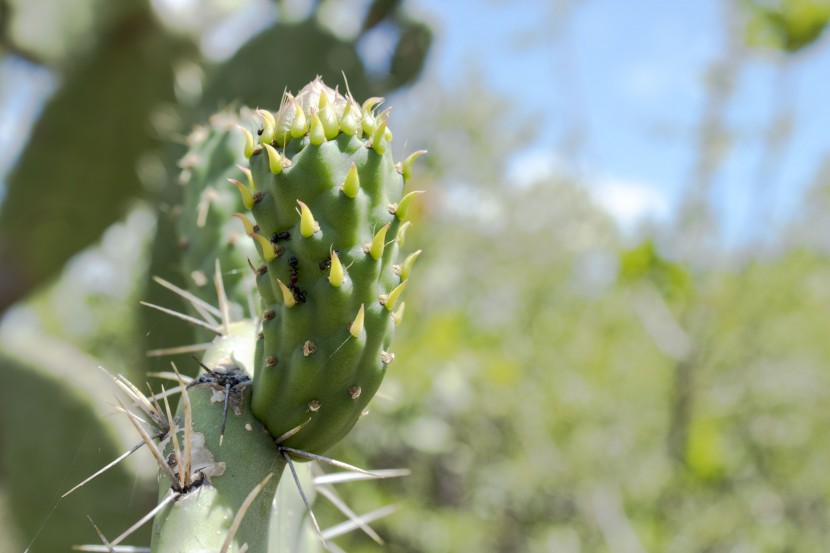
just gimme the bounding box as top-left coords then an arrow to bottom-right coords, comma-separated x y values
234,78 -> 424,456
149,321 -> 319,553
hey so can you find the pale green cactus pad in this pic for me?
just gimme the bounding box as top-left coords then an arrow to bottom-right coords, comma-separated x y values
177,112 -> 259,314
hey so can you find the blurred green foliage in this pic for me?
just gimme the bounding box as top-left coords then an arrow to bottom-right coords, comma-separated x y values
1,0 -> 830,552
744,0 -> 830,52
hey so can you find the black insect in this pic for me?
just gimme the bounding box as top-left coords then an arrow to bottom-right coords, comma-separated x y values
271,231 -> 291,244
319,250 -> 340,271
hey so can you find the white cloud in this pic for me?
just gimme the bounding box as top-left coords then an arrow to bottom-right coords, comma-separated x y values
505,147 -> 672,230
505,148 -> 566,188
590,177 -> 671,230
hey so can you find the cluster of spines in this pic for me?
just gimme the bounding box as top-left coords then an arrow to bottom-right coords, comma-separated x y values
230,78 -> 425,455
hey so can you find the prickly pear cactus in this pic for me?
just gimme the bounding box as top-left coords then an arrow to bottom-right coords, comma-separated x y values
177,112 -> 259,313
233,78 -> 425,455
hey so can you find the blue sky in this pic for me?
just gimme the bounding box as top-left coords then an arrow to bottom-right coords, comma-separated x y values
412,0 -> 830,245
2,0 -> 829,246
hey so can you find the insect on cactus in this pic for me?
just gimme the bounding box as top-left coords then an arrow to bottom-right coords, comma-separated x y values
69,77 -> 427,553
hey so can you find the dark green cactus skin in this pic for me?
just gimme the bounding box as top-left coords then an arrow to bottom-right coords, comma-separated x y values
177,112 -> 258,314
237,79 -> 419,455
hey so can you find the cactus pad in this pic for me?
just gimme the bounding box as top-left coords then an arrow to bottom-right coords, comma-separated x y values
235,78 -> 423,455
177,112 -> 259,313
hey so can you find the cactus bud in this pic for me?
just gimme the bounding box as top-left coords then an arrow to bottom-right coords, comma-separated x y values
237,125 -> 256,158
250,233 -> 277,263
263,144 -> 284,174
382,281 -> 407,311
400,150 -> 428,181
308,112 -> 326,145
317,92 -> 340,139
296,200 -> 320,238
257,109 -> 276,144
398,249 -> 422,280
367,224 -> 390,260
290,100 -> 308,138
229,178 -> 254,210
340,162 -> 360,198
392,190 -> 425,221
231,213 -> 256,235
277,279 -> 297,308
391,302 -> 405,326
349,304 -> 365,338
329,249 -> 345,287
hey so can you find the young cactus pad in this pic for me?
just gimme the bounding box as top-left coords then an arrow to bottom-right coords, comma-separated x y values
178,112 -> 258,312
239,78 -> 423,455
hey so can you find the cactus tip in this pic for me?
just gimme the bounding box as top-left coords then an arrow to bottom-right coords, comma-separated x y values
341,162 -> 360,198
237,165 -> 255,191
231,213 -> 256,235
264,143 -> 284,174
382,280 -> 407,311
236,124 -> 256,158
391,302 -> 406,326
256,109 -> 276,143
329,249 -> 345,287
296,200 -> 320,237
309,112 -> 327,145
400,249 -> 422,281
368,224 -> 390,260
290,100 -> 308,138
349,304 -> 366,337
400,149 -> 428,180
277,279 -> 298,308
250,233 -> 277,263
391,190 -> 425,221
229,178 -> 255,210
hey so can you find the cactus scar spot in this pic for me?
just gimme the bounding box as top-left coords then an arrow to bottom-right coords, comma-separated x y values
303,341 -> 317,356
191,270 -> 208,287
348,386 -> 362,400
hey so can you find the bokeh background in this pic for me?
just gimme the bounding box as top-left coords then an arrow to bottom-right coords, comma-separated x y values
2,0 -> 830,551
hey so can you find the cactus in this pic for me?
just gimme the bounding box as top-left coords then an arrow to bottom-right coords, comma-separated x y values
148,321 -> 321,553
176,112 -> 259,313
233,78 -> 424,456
116,78 -> 423,551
